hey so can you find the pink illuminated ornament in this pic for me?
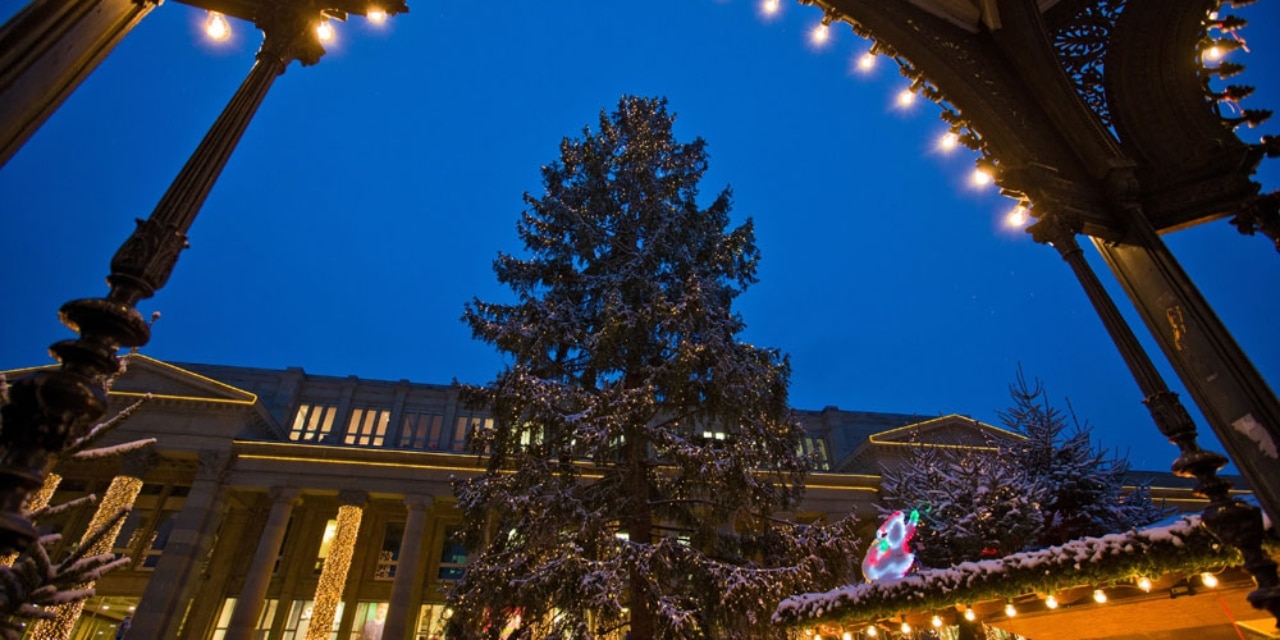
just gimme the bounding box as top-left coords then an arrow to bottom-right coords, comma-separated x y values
861,510 -> 920,581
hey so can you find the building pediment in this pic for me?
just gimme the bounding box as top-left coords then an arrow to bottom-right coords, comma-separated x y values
835,414 -> 1022,474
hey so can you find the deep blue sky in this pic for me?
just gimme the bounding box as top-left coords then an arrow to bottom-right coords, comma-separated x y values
2,1 -> 1277,473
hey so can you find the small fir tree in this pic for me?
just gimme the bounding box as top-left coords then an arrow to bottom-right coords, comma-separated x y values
448,96 -> 859,640
878,371 -> 1169,568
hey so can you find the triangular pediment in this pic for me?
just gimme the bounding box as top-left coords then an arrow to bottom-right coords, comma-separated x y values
3,355 -> 256,405
868,414 -> 1022,448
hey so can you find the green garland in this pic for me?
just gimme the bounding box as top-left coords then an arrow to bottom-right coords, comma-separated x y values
774,517 -> 1246,627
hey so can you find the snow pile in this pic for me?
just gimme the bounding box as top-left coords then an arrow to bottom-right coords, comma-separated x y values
773,516 -> 1242,626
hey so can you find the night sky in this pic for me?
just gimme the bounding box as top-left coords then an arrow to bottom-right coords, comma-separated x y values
2,0 -> 1277,474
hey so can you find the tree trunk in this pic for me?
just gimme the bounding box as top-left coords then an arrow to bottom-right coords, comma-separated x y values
625,427 -> 655,640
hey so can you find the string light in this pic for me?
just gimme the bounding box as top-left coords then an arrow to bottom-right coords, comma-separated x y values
1137,576 -> 1153,592
842,632 -> 853,640
897,88 -> 916,107
857,51 -> 876,72
305,505 -> 363,640
1005,205 -> 1029,228
762,0 -> 781,16
316,20 -> 335,43
811,21 -> 831,45
971,167 -> 994,187
1093,589 -> 1108,603
205,11 -> 231,41
1045,595 -> 1059,609
1004,602 -> 1017,617
1201,572 -> 1219,588
963,607 -> 976,622
30,475 -> 143,640
866,625 -> 877,637
938,132 -> 959,151
900,621 -> 911,634
367,7 -> 387,23
931,614 -> 943,628
1204,45 -> 1224,61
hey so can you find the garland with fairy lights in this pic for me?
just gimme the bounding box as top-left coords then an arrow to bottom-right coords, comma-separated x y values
305,504 -> 363,640
774,516 -> 1259,628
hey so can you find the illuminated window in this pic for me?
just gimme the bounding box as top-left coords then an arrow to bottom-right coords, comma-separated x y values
449,414 -> 494,452
400,411 -> 444,449
291,404 -> 338,442
799,436 -> 830,471
414,604 -> 452,639
315,519 -> 338,574
210,597 -> 276,640
376,522 -> 404,580
345,408 -> 390,447
437,526 -> 467,581
281,599 -> 344,640
347,601 -> 389,640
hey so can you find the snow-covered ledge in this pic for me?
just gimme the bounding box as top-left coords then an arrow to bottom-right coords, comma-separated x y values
773,516 -> 1248,628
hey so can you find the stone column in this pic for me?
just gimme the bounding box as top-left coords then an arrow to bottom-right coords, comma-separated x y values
305,491 -> 366,640
225,487 -> 300,640
0,0 -> 158,168
382,495 -> 433,640
127,450 -> 230,639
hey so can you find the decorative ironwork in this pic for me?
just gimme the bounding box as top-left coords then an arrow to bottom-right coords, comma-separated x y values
1052,0 -> 1127,128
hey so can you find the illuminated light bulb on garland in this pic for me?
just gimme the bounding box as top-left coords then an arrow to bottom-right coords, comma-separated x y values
964,608 -> 976,622
972,167 -> 994,187
1004,602 -> 1017,617
1201,572 -> 1219,588
367,7 -> 387,23
1204,45 -> 1224,61
811,21 -> 830,45
866,625 -> 877,637
858,51 -> 876,71
939,132 -> 959,151
1093,589 -> 1108,603
931,615 -> 943,628
1006,205 -> 1029,228
900,622 -> 911,634
897,88 -> 916,107
316,20 -> 335,42
762,0 -> 780,15
205,11 -> 231,41
1045,595 -> 1059,610
1138,577 -> 1153,592
842,632 -> 853,640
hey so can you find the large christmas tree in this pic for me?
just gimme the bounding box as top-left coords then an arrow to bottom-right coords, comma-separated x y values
447,96 -> 858,640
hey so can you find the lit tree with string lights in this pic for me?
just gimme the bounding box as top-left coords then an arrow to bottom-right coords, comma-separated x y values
447,96 -> 860,640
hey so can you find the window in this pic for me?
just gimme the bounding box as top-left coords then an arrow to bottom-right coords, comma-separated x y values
449,413 -> 494,452
799,436 -> 830,471
291,404 -> 338,442
210,597 -> 276,640
281,600 -> 344,640
315,519 -> 338,574
437,526 -> 467,581
375,522 -> 404,580
345,408 -> 390,447
348,601 -> 389,640
399,411 -> 444,450
141,510 -> 179,569
414,604 -> 451,640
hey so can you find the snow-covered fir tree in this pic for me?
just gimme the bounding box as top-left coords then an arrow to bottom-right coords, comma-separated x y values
878,372 -> 1168,569
448,96 -> 859,640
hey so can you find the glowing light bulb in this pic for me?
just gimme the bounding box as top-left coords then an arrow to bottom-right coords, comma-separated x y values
939,132 -> 959,151
897,89 -> 915,107
1005,603 -> 1017,617
811,22 -> 830,45
1093,589 -> 1108,603
762,0 -> 780,15
858,52 -> 876,71
964,608 -> 976,622
972,167 -> 994,187
316,20 -> 335,42
842,633 -> 853,640
1208,10 -> 1219,20
1045,595 -> 1059,609
1201,572 -> 1219,588
931,615 -> 943,628
1138,577 -> 1152,592
900,622 -> 911,634
205,11 -> 230,41
866,626 -> 877,637
367,8 -> 387,23
1006,205 -> 1029,228
1204,45 -> 1223,61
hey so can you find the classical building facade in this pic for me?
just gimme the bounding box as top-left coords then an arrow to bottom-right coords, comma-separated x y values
1,356 -> 1210,640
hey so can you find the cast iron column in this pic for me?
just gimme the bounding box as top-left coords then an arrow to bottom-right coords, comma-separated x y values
1031,212 -> 1280,624
0,8 -> 325,555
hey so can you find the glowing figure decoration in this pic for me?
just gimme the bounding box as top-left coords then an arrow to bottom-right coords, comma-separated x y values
861,509 -> 919,581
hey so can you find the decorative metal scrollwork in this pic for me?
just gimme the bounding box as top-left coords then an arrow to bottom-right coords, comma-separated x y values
1052,0 -> 1127,128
